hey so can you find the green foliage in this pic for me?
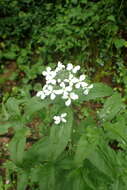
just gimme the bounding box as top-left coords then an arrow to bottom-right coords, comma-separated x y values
0,0 -> 127,95
1,81 -> 127,189
99,92 -> 124,121
1,0 -> 127,189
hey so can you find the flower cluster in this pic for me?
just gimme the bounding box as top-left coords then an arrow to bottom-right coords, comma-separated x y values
36,61 -> 93,124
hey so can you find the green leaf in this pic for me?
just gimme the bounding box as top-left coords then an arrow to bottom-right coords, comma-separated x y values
39,164 -> 55,190
9,128 -> 27,165
17,171 -> 28,190
88,150 -> 113,179
24,108 -> 73,166
3,52 -> 17,60
23,136 -> 50,166
6,97 -> 21,117
107,15 -> 115,22
99,93 -> 124,121
114,38 -> 126,49
103,117 -> 127,144
75,126 -> 100,167
24,97 -> 52,119
67,169 -> 87,190
81,83 -> 113,101
88,142 -> 118,179
49,107 -> 73,160
0,122 -> 12,134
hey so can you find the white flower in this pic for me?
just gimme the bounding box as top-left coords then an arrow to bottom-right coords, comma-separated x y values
83,84 -> 93,95
46,78 -> 56,85
88,84 -> 93,89
66,63 -> 73,71
60,82 -> 72,94
83,89 -> 89,95
53,113 -> 67,124
57,78 -> 61,83
66,64 -> 80,74
75,75 -> 87,89
55,61 -> 65,72
64,73 -> 78,86
42,67 -> 56,83
43,85 -> 56,100
36,91 -> 46,99
62,92 -> 79,106
72,65 -> 80,73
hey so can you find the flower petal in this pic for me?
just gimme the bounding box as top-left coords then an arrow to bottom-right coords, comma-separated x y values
53,116 -> 61,124
50,93 -> 56,100
80,74 -> 86,81
54,89 -> 63,95
70,92 -> 78,100
57,79 -> 61,83
81,82 -> 88,88
60,82 -> 66,88
65,98 -> 71,106
75,83 -> 80,89
62,92 -> 69,99
66,63 -> 73,71
72,77 -> 78,83
47,85 -> 53,91
84,89 -> 89,95
66,86 -> 72,92
61,118 -> 67,123
61,113 -> 67,117
72,65 -> 80,73
36,91 -> 42,97
88,84 -> 93,89
47,67 -> 52,72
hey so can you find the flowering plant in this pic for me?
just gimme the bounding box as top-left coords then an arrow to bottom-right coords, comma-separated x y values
1,61 -> 125,190
36,62 -> 93,124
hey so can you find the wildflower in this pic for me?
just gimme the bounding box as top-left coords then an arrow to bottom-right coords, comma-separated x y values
55,61 -> 65,72
42,67 -> 56,84
53,113 -> 67,124
62,92 -> 79,106
57,78 -> 62,83
36,91 -> 46,99
64,73 -> 78,86
60,82 -> 72,94
66,63 -> 73,71
37,61 -> 93,108
43,85 -> 56,100
83,84 -> 93,95
72,65 -> 80,73
66,63 -> 80,73
75,74 -> 87,89
46,77 -> 56,85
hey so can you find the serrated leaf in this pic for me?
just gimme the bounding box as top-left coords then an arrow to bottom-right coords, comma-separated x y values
99,93 -> 124,121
